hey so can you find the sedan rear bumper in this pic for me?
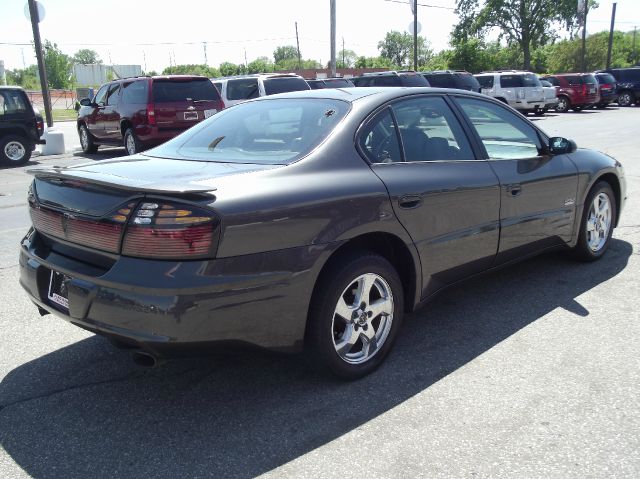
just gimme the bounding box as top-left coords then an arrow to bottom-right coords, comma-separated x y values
19,230 -> 334,356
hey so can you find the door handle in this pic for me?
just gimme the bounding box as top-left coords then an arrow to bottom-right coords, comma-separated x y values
398,195 -> 423,209
506,184 -> 522,197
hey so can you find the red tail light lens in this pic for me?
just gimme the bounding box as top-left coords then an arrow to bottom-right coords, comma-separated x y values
146,103 -> 156,126
121,202 -> 217,259
36,119 -> 44,135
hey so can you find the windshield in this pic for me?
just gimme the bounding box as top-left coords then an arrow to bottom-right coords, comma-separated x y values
146,98 -> 350,164
263,77 -> 310,95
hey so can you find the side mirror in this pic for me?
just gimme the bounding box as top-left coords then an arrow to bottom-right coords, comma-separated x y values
549,136 -> 577,155
79,98 -> 92,107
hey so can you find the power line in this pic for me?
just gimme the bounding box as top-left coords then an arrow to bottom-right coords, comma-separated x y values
383,0 -> 455,10
0,37 -> 296,47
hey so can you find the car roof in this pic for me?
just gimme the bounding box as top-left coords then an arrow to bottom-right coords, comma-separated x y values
0,85 -> 26,91
213,73 -> 304,81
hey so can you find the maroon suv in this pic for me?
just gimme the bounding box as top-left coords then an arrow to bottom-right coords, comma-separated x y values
541,73 -> 600,113
78,75 -> 224,155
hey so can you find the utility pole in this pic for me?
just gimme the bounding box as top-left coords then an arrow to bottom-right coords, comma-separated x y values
203,42 -> 208,66
342,37 -> 345,69
580,0 -> 588,72
413,0 -> 418,71
295,22 -> 302,71
28,0 -> 52,127
634,27 -> 637,65
606,3 -> 617,69
330,0 -> 336,77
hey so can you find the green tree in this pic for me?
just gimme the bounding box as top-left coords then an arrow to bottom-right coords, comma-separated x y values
72,49 -> 101,65
273,45 -> 299,66
43,40 -> 72,89
219,62 -> 245,77
5,66 -> 39,89
355,56 -> 394,69
377,31 -> 433,69
454,0 -> 597,70
162,64 -> 220,77
337,49 -> 358,68
246,57 -> 275,74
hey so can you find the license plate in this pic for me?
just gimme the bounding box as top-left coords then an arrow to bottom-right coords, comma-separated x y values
184,111 -> 199,120
48,270 -> 69,310
204,109 -> 217,119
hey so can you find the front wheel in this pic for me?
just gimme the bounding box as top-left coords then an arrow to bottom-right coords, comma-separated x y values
78,124 -> 98,153
0,134 -> 31,166
555,96 -> 570,113
124,128 -> 142,155
618,91 -> 635,107
307,253 -> 404,379
572,181 -> 616,262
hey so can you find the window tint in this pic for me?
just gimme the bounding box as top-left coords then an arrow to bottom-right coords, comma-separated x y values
564,75 -> 581,84
0,90 -> 29,115
121,80 -> 149,103
476,76 -> 494,88
392,96 -> 474,162
93,85 -> 108,105
545,77 -> 560,86
359,108 -> 402,164
457,97 -> 542,160
352,77 -> 372,87
423,74 -> 452,88
213,82 -> 222,92
522,74 -> 541,87
583,74 -> 597,85
307,81 -> 323,90
596,73 -> 616,84
263,77 -> 310,95
105,83 -> 121,106
454,73 -> 481,91
372,76 -> 401,87
399,74 -> 430,87
540,80 -> 552,87
149,98 -> 349,164
226,78 -> 259,100
500,75 -> 524,88
324,78 -> 354,88
152,79 -> 220,102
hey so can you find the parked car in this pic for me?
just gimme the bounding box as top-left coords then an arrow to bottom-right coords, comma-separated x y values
539,79 -> 559,112
351,71 -> 430,87
212,73 -> 310,107
541,73 -> 600,113
77,75 -> 224,156
307,78 -> 355,89
421,70 -> 481,92
21,87 -> 626,378
593,72 -> 619,108
0,86 -> 45,166
596,67 -> 640,107
474,70 -> 545,115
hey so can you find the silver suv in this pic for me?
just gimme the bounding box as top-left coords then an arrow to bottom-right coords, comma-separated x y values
212,73 -> 310,107
474,71 -> 545,115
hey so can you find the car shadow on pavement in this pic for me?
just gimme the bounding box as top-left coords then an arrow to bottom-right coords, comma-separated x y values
0,239 -> 633,479
72,148 -> 128,161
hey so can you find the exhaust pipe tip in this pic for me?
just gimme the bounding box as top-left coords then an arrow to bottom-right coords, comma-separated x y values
131,351 -> 158,368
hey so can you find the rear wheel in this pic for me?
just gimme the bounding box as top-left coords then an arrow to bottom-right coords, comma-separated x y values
572,181 -> 616,262
572,105 -> 583,112
78,124 -> 98,153
307,253 -> 404,379
555,96 -> 570,113
0,134 -> 31,166
618,91 -> 635,107
124,128 -> 142,155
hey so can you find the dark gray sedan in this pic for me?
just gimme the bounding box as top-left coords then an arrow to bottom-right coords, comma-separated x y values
20,88 -> 626,378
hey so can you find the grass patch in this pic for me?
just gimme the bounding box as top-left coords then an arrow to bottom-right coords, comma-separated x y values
52,109 -> 78,121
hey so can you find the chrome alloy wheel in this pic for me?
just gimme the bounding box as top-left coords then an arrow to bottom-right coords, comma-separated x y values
80,127 -> 89,150
332,273 -> 394,364
126,133 -> 136,155
4,140 -> 26,162
586,192 -> 612,252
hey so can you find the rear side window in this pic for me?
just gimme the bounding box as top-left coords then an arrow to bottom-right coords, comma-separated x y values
522,74 -> 541,87
583,74 -> 597,85
263,77 -> 310,95
500,75 -> 524,88
545,77 -> 560,86
359,108 -> 402,164
152,79 -> 220,103
226,78 -> 259,100
612,69 -> 640,82
0,90 -> 29,115
476,76 -> 494,88
122,80 -> 149,103
564,75 -> 582,84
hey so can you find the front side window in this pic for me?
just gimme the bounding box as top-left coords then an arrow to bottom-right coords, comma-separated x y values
0,90 -> 29,115
359,108 -> 402,164
226,79 -> 259,100
147,98 -> 350,164
105,83 -> 121,106
392,96 -> 474,162
456,97 -> 542,160
93,85 -> 108,105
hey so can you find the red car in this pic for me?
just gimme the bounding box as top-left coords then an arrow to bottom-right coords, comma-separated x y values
78,75 -> 225,155
541,73 -> 600,112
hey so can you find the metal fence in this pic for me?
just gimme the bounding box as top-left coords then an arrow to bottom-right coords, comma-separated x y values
25,89 -> 76,110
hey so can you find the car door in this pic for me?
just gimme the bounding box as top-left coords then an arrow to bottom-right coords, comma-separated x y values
102,82 -> 122,141
359,95 -> 501,297
454,96 -> 579,264
86,84 -> 108,139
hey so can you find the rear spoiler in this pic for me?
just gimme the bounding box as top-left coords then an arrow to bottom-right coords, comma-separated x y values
27,166 -> 217,195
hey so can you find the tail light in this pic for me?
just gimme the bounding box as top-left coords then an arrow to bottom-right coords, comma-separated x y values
146,103 -> 156,126
121,201 -> 217,259
36,118 -> 44,136
581,84 -> 588,95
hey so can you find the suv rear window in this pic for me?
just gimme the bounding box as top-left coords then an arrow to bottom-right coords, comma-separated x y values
227,78 -> 259,101
263,77 -> 310,95
0,89 -> 29,115
596,73 -> 616,84
422,74 -> 452,88
583,74 -> 597,85
476,76 -> 494,88
152,79 -> 220,103
454,73 -> 481,91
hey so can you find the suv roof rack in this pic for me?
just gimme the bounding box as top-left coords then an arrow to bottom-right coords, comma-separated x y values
360,70 -> 418,77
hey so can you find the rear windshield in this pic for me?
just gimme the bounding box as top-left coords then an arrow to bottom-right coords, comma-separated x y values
596,73 -> 616,84
500,74 -> 540,88
152,79 -> 220,103
476,76 -> 494,88
399,74 -> 430,87
583,74 -> 597,85
263,77 -> 310,95
454,73 -> 481,90
146,98 -> 350,164
323,78 -> 354,88
226,78 -> 259,100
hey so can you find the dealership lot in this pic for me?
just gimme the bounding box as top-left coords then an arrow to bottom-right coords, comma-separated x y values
1,107 -> 638,477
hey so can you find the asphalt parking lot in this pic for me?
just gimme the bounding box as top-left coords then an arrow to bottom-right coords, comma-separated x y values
1,107 -> 638,478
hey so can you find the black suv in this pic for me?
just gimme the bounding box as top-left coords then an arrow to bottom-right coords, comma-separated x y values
351,71 -> 430,87
421,70 -> 481,92
0,86 -> 45,166
597,67 -> 640,106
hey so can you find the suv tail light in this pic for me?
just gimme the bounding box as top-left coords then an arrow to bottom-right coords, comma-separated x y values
581,84 -> 588,95
121,201 -> 218,259
36,118 -> 44,136
146,103 -> 156,126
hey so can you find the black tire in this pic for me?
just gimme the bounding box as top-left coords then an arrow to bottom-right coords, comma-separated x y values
0,134 -> 31,166
307,253 -> 404,379
617,91 -> 635,107
572,105 -> 583,112
572,181 -> 616,262
78,124 -> 98,153
534,108 -> 545,116
124,128 -> 142,155
555,96 -> 570,113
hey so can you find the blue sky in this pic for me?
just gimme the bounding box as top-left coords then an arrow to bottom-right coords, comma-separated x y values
2,0 -> 639,72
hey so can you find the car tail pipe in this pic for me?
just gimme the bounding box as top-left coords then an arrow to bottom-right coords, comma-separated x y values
131,350 -> 162,368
